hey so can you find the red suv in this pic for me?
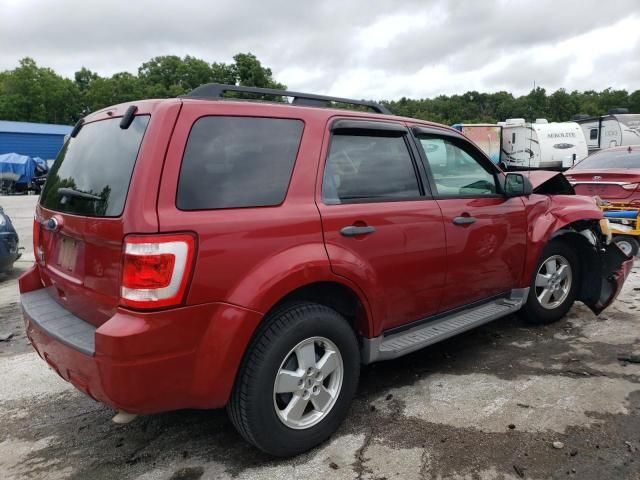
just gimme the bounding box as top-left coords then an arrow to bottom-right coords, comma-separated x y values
19,84 -> 632,456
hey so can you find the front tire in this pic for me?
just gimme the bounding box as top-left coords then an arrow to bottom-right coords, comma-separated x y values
227,302 -> 360,457
521,240 -> 580,325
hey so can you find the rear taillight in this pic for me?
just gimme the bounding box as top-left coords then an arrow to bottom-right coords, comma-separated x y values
120,233 -> 195,309
622,183 -> 639,191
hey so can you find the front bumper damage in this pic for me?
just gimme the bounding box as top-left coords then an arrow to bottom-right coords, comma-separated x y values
588,242 -> 634,315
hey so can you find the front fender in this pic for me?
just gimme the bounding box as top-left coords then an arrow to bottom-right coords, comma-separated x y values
523,194 -> 603,287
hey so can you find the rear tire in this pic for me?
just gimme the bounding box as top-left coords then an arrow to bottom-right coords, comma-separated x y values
227,302 -> 360,457
521,240 -> 580,325
613,235 -> 639,257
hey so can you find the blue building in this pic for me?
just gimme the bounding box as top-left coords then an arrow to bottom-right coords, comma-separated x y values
0,120 -> 72,160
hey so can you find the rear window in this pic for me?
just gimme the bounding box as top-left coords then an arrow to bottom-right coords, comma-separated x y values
573,150 -> 640,169
40,116 -> 150,217
177,116 -> 303,210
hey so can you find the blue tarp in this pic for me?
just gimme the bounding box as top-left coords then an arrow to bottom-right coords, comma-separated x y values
0,153 -> 40,184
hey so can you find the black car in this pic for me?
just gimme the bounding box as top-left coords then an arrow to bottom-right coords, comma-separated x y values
0,206 -> 20,273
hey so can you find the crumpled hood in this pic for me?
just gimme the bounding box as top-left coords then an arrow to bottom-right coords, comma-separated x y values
523,170 -> 575,195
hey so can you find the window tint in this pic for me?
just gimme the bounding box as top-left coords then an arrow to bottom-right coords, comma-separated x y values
418,136 -> 497,197
40,116 -> 149,217
590,128 -> 598,140
322,134 -> 420,204
573,150 -> 640,169
177,117 -> 303,210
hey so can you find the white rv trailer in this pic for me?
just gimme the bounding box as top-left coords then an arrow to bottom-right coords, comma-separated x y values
454,119 -> 588,170
574,110 -> 640,153
500,119 -> 588,170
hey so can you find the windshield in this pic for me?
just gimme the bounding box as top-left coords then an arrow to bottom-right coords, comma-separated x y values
573,149 -> 640,170
40,116 -> 150,217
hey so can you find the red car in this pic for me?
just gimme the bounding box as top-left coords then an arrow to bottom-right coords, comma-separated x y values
19,84 -> 632,457
565,145 -> 640,203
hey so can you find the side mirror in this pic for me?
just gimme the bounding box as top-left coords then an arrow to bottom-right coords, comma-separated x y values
504,173 -> 533,197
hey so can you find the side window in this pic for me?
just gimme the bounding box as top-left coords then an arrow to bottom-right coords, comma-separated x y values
418,136 -> 498,197
323,133 -> 421,204
590,128 -> 598,140
177,117 -> 303,210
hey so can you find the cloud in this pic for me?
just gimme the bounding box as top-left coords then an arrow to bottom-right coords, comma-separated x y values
1,0 -> 639,99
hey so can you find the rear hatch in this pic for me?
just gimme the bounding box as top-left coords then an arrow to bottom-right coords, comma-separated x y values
565,169 -> 640,200
34,101 -> 179,326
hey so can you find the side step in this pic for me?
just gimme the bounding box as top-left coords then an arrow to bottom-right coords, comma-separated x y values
361,288 -> 529,363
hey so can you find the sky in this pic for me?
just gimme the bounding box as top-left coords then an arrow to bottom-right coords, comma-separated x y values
1,0 -> 640,100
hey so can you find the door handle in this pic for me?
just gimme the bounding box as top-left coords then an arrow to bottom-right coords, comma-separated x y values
452,216 -> 476,226
340,225 -> 376,237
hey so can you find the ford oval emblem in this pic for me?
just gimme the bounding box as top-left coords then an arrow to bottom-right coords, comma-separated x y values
553,143 -> 574,149
592,175 -> 602,181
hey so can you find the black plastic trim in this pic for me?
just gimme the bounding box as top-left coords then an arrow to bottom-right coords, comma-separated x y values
183,83 -> 392,114
331,119 -> 407,133
21,289 -> 96,356
119,105 -> 138,129
70,118 -> 84,138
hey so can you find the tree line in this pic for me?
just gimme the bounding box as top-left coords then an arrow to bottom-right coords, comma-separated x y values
0,54 -> 638,126
0,54 -> 285,125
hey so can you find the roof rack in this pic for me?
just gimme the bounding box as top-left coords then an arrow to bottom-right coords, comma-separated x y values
183,83 -> 392,115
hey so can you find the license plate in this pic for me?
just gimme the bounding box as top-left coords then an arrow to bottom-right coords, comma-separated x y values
586,186 -> 605,195
57,237 -> 78,272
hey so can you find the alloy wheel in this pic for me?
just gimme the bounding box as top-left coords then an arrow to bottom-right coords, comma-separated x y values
273,336 -> 344,430
534,254 -> 573,310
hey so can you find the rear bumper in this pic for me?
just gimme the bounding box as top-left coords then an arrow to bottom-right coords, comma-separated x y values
19,265 -> 263,414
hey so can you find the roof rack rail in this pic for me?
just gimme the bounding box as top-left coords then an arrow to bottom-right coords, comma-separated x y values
183,83 -> 392,115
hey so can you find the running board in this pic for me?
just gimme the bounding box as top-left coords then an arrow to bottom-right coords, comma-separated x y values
361,288 -> 529,364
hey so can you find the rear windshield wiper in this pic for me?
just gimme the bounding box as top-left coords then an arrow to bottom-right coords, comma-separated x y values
57,187 -> 104,201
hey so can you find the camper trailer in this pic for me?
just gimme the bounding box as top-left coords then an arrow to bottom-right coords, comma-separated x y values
574,109 -> 640,153
501,119 -> 588,170
454,119 -> 588,170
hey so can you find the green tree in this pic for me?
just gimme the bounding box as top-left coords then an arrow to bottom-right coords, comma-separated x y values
74,67 -> 99,93
83,72 -> 143,112
0,57 -> 81,124
138,55 -> 215,97
548,89 -> 578,122
629,90 -> 640,114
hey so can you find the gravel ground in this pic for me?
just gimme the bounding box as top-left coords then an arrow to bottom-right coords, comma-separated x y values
0,194 -> 639,480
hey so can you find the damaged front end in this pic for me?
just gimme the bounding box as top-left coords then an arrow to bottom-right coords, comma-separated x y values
567,219 -> 634,315
524,169 -> 633,315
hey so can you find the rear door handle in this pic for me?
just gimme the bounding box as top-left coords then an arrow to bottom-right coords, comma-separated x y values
340,225 -> 376,237
452,216 -> 476,226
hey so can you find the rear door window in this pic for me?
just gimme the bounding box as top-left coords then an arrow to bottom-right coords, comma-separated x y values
40,116 -> 150,217
177,116 -> 303,210
323,134 -> 421,204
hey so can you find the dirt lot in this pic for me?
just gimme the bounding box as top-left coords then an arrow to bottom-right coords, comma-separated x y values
0,194 -> 639,480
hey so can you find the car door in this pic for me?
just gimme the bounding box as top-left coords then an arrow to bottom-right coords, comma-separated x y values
316,118 -> 446,333
412,126 -> 528,312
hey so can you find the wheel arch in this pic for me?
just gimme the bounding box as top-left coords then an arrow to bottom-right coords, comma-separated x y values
264,281 -> 372,338
528,221 -> 604,305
